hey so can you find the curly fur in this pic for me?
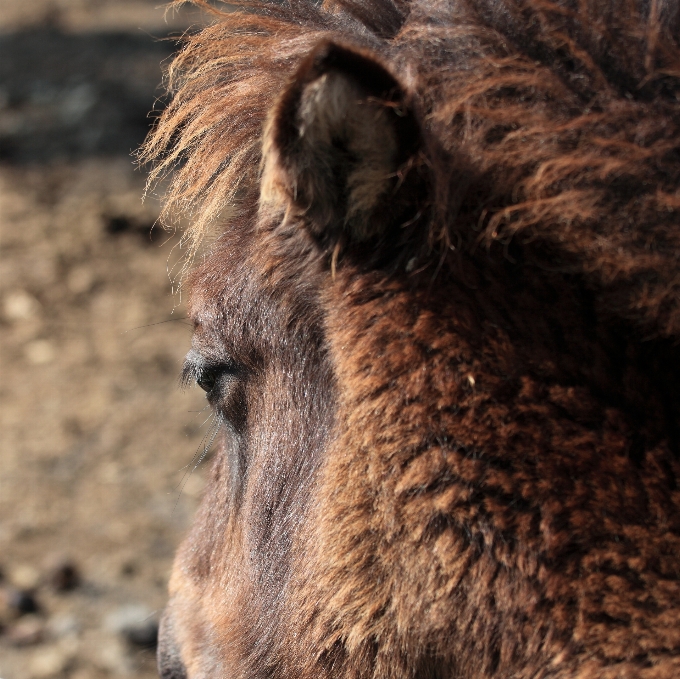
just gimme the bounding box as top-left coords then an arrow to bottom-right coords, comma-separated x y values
144,0 -> 680,677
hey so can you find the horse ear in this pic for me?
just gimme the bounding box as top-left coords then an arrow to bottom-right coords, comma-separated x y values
261,41 -> 422,249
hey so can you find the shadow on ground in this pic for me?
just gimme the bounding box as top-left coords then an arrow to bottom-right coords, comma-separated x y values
0,28 -> 178,163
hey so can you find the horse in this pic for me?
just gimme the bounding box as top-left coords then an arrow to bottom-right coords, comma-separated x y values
142,0 -> 680,676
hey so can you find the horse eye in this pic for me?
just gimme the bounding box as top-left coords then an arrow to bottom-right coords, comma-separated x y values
196,368 -> 217,393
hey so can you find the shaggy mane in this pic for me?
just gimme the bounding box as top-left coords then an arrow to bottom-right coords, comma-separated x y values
142,0 -> 680,337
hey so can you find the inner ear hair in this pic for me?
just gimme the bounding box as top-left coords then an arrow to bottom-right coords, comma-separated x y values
261,41 -> 422,248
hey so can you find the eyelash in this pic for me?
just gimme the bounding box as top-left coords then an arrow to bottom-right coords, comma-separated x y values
182,350 -> 249,439
180,352 -> 240,398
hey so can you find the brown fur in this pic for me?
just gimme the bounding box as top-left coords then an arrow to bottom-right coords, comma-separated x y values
143,1 -> 680,677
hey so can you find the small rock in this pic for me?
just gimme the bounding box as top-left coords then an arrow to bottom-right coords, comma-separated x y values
7,614 -> 44,646
30,643 -> 72,677
7,588 -> 40,615
24,339 -> 55,365
0,586 -> 39,623
124,618 -> 158,649
105,604 -> 158,649
4,290 -> 40,321
11,563 -> 41,590
49,559 -> 80,592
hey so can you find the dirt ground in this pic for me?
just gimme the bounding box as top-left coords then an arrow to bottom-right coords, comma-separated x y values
0,2 -> 218,677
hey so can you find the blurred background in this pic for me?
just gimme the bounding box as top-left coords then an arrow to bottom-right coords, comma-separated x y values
0,2 -> 216,677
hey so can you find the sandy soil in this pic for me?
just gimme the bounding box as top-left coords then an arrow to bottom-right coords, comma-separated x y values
0,2 -> 216,677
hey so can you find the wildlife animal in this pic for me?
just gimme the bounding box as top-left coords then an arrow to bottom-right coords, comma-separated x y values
143,0 -> 680,676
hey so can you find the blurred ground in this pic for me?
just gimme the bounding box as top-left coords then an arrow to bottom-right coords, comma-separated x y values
0,2 -> 216,677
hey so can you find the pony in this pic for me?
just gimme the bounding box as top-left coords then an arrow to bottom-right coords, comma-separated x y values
142,0 -> 680,676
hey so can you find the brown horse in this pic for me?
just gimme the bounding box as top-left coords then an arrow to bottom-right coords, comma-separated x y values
143,0 -> 680,676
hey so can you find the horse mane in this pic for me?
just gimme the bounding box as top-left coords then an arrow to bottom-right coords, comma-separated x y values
142,0 -> 680,338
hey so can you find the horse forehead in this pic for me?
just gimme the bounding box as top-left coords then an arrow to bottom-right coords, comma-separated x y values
186,240 -> 328,369
187,237 -> 256,321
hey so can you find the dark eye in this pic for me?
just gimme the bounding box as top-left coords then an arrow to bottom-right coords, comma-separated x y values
196,367 -> 218,393
181,349 -> 240,399
181,349 -> 247,433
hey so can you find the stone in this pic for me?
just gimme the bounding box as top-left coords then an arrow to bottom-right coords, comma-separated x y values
7,588 -> 40,615
29,644 -> 72,677
105,604 -> 158,649
48,559 -> 81,592
6,614 -> 44,646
